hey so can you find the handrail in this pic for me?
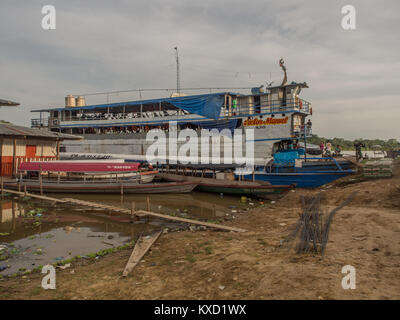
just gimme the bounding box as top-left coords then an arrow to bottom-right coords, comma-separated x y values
55,98 -> 311,123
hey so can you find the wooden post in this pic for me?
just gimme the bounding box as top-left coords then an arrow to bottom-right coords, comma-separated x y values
24,183 -> 27,196
56,140 -> 60,160
252,171 -> 255,182
12,201 -> 16,231
131,201 -> 135,215
39,165 -> 43,195
57,172 -> 60,184
121,182 -> 124,196
1,176 -> 3,199
12,138 -> 16,177
146,196 -> 150,211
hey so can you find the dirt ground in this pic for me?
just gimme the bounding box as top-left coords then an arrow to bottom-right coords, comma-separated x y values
1,161 -> 399,300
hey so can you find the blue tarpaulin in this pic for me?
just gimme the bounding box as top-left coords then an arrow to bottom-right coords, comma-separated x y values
197,119 -> 238,133
169,94 -> 225,119
34,93 -> 230,120
273,149 -> 303,165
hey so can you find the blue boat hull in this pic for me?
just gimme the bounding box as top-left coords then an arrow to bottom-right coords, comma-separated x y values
240,171 -> 354,188
264,163 -> 352,173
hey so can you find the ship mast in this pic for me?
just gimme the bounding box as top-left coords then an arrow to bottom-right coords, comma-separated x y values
174,46 -> 181,94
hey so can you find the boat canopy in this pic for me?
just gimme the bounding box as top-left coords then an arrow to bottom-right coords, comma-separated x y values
32,92 -> 233,120
19,162 -> 140,173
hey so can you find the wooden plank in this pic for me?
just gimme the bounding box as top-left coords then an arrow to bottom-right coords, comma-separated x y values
2,188 -> 67,203
1,191 -> 245,233
122,231 -> 162,277
64,197 -> 245,232
136,209 -> 246,233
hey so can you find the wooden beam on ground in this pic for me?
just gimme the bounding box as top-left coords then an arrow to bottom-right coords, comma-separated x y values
122,231 -> 162,277
136,209 -> 246,233
0,191 -> 246,233
64,198 -> 245,232
2,188 -> 67,203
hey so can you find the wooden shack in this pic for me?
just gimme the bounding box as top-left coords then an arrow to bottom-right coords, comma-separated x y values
0,123 -> 81,176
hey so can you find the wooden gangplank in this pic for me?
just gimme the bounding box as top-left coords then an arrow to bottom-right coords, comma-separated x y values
64,198 -> 246,232
341,156 -> 363,168
136,209 -> 246,233
1,188 -> 67,203
1,189 -> 246,233
122,231 -> 162,277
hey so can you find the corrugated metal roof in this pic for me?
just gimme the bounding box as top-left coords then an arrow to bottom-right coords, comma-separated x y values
0,99 -> 20,106
31,92 -> 237,113
0,124 -> 82,140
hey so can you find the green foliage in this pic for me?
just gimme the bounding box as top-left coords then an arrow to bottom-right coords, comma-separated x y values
307,134 -> 400,151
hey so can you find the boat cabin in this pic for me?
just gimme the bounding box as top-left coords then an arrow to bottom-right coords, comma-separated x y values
31,83 -> 311,137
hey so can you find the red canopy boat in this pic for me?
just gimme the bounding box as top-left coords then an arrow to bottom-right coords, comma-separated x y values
18,161 -> 141,173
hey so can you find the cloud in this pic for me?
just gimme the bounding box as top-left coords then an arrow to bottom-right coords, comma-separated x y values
0,0 -> 398,140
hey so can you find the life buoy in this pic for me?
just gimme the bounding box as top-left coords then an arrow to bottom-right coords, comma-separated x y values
310,107 -> 313,115
299,100 -> 303,109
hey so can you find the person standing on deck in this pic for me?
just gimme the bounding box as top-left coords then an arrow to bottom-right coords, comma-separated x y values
325,141 -> 332,157
306,119 -> 312,135
354,141 -> 365,162
319,141 -> 325,155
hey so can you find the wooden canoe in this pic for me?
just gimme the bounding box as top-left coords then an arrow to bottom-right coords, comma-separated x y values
157,173 -> 293,199
4,180 -> 197,194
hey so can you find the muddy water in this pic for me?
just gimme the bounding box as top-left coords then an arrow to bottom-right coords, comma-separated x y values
0,192 -> 245,276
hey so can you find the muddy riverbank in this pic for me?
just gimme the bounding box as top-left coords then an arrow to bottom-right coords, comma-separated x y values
0,164 -> 399,300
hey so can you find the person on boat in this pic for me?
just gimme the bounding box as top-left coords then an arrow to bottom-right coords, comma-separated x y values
325,141 -> 332,157
354,141 -> 365,162
232,98 -> 238,115
333,145 -> 342,157
319,141 -> 325,155
306,119 -> 312,135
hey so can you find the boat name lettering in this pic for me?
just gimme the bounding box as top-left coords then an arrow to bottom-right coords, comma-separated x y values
243,117 -> 288,126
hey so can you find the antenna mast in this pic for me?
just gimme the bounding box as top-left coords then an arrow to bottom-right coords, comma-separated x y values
174,46 -> 181,94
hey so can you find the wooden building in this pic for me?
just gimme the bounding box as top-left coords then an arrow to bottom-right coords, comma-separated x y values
0,123 -> 81,176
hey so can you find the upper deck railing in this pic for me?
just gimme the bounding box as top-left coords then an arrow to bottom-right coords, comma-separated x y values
221,98 -> 310,117
32,97 -> 311,127
31,118 -> 49,128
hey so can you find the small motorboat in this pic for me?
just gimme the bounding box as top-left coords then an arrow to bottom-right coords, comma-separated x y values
9,161 -> 197,194
18,161 -> 158,184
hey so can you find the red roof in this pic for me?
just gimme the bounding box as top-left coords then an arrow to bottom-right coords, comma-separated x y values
19,161 -> 140,173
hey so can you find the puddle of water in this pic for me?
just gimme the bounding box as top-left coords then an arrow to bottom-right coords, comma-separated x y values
0,192 -> 247,276
57,191 -> 243,219
0,199 -> 154,276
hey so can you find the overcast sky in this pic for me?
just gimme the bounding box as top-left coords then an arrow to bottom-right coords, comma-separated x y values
0,0 -> 398,140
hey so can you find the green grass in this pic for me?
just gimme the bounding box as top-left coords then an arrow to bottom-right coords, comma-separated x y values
257,238 -> 267,246
185,254 -> 196,263
30,287 -> 42,296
